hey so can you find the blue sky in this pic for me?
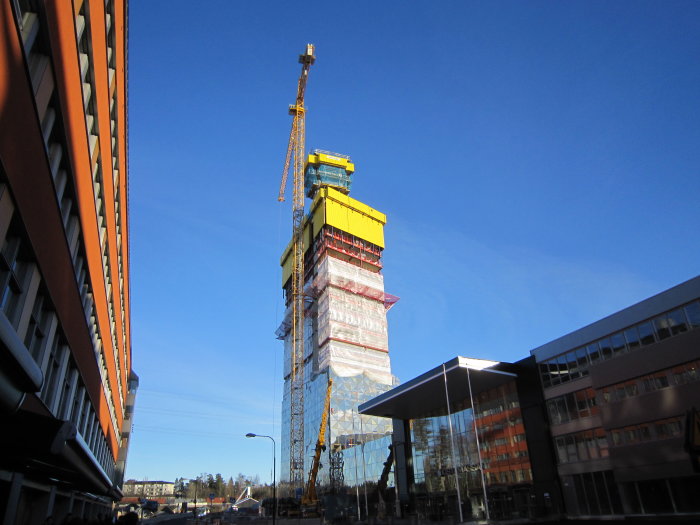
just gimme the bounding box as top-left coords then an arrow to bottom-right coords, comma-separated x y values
126,1 -> 700,482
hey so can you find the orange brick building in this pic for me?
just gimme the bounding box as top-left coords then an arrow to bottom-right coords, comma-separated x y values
0,1 -> 135,522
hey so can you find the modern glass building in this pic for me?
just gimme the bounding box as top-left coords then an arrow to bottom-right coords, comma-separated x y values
360,357 -> 563,522
360,276 -> 700,522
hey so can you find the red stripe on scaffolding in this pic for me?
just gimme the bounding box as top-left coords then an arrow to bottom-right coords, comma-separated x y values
318,336 -> 390,354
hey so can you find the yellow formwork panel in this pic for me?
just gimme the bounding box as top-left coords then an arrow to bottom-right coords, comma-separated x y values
307,152 -> 355,173
280,187 -> 386,286
319,187 -> 386,247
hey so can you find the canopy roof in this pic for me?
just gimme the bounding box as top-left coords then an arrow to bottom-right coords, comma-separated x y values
358,356 -> 516,420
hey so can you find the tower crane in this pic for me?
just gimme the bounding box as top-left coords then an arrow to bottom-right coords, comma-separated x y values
278,44 -> 316,490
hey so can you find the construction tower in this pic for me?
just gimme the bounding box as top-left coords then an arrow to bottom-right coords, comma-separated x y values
277,150 -> 398,497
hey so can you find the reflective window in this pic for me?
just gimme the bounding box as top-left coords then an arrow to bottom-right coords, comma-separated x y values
555,428 -> 608,463
637,322 -> 656,345
685,302 -> 700,329
624,326 -> 640,349
587,342 -> 601,364
558,355 -> 570,384
610,332 -> 626,356
653,315 -> 672,340
539,302 -> 700,389
548,360 -> 560,386
567,352 -> 580,380
667,308 -> 689,335
576,348 -> 589,376
546,388 -> 597,425
540,363 -> 551,388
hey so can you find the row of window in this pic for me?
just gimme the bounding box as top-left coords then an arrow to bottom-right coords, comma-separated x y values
104,0 -> 129,399
568,470 -> 624,516
0,184 -> 115,479
76,0 -> 125,416
547,388 -> 598,426
45,341 -> 115,480
554,428 -> 609,464
480,433 -> 527,451
539,301 -> 700,388
10,0 -> 128,473
610,416 -> 683,446
484,468 -> 532,485
481,449 -> 529,469
600,359 -> 699,403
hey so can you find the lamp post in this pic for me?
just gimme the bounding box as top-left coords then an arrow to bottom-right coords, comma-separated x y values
246,433 -> 276,525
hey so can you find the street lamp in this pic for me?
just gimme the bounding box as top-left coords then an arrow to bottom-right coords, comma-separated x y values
246,433 -> 276,525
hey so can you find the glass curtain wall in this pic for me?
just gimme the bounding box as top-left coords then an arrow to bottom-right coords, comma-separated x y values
410,377 -> 533,521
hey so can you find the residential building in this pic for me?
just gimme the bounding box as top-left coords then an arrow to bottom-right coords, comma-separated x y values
0,1 -> 135,523
122,480 -> 175,499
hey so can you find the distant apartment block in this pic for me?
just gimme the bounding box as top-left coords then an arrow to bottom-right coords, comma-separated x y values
0,1 -> 135,523
123,480 -> 175,498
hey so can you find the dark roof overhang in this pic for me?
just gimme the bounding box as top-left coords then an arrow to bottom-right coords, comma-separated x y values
359,356 -> 516,420
0,408 -> 119,499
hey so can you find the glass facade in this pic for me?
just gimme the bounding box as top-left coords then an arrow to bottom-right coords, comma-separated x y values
409,380 -> 533,521
281,366 -> 394,501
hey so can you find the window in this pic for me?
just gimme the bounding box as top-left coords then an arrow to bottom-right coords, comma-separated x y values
40,335 -> 65,407
0,236 -> 24,322
599,338 -> 613,360
637,322 -> 656,345
685,302 -> 700,329
667,308 -> 689,335
576,348 -> 589,376
610,332 -> 626,356
653,315 -> 672,340
655,418 -> 683,439
624,326 -> 640,349
587,342 -> 601,364
642,373 -> 669,393
558,355 -> 570,383
24,292 -> 47,360
556,428 -> 608,463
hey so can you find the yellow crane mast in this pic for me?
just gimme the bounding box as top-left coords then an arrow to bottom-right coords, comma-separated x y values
278,44 -> 316,489
302,378 -> 333,510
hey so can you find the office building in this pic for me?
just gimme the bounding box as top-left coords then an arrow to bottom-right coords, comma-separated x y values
277,151 -> 397,494
361,276 -> 700,521
532,275 -> 700,518
360,356 -> 562,521
0,1 -> 135,523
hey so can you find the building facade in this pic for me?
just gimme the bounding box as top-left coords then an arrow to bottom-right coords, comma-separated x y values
278,152 -> 397,500
532,275 -> 700,518
360,357 -> 563,521
361,276 -> 700,522
122,480 -> 175,499
0,1 -> 135,523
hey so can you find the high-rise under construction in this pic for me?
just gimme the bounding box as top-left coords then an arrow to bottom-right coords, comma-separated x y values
277,151 -> 397,493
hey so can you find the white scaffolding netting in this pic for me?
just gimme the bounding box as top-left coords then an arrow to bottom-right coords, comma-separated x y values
282,255 -> 393,384
319,339 -> 393,385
